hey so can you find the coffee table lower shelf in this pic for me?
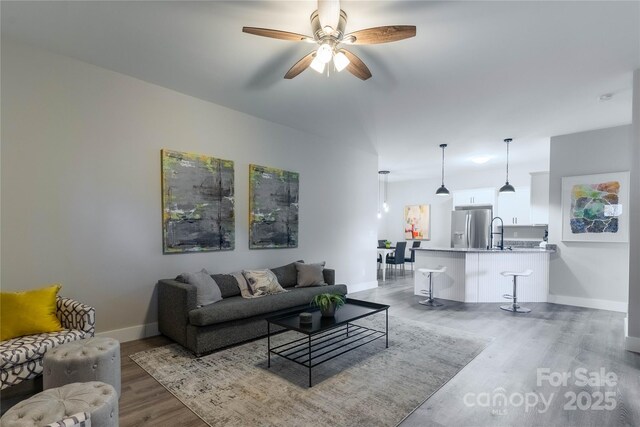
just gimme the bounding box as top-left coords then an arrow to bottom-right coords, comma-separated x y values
268,321 -> 388,387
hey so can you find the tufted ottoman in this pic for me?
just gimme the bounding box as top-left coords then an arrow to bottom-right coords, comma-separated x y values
43,337 -> 121,397
0,381 -> 118,426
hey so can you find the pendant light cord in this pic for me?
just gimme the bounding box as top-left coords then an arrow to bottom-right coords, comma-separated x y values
505,140 -> 510,182
441,146 -> 445,186
384,173 -> 388,204
378,174 -> 381,209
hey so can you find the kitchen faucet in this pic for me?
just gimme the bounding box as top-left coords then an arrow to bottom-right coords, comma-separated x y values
489,216 -> 504,250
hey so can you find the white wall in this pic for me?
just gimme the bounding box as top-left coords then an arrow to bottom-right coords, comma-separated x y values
627,69 -> 640,352
0,41 -> 379,338
548,125 -> 633,310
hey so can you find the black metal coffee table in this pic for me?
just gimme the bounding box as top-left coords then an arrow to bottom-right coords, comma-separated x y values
266,298 -> 389,387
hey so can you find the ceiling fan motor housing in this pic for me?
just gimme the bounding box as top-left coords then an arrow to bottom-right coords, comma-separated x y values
310,9 -> 348,43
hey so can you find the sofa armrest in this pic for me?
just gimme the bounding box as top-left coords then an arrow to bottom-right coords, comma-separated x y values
157,279 -> 197,347
56,297 -> 96,337
323,268 -> 335,286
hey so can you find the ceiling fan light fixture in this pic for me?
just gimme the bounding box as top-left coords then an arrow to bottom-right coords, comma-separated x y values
243,0 -> 416,81
316,43 -> 333,64
333,51 -> 350,71
310,57 -> 325,73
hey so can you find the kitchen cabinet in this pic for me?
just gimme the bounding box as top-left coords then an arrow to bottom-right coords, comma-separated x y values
452,187 -> 496,207
530,172 -> 550,224
497,186 -> 531,225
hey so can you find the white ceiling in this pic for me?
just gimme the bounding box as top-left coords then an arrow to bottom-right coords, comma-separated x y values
2,1 -> 639,181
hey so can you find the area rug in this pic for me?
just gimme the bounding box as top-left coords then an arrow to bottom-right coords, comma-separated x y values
130,315 -> 489,427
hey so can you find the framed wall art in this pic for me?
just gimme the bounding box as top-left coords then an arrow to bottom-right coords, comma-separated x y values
404,205 -> 431,240
561,171 -> 630,243
249,164 -> 299,249
161,149 -> 235,253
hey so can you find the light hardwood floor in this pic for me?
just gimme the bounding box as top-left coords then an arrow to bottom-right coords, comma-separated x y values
3,273 -> 639,426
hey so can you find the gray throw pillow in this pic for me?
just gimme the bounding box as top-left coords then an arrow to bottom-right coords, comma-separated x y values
181,268 -> 223,307
295,262 -> 327,288
270,260 -> 304,288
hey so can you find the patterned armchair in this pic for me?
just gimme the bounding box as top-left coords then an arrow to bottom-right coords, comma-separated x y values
0,297 -> 95,390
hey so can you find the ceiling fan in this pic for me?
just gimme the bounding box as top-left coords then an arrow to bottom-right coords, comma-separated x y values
242,0 -> 416,80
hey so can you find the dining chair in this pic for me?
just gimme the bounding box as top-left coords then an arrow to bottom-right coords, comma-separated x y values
377,240 -> 384,265
385,242 -> 407,278
405,241 -> 421,271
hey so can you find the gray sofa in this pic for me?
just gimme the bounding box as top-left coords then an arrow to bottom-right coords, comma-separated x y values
157,262 -> 348,356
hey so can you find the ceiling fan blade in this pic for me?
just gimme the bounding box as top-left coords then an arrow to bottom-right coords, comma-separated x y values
317,0 -> 340,31
344,25 -> 416,45
339,49 -> 372,80
284,52 -> 316,79
242,27 -> 313,43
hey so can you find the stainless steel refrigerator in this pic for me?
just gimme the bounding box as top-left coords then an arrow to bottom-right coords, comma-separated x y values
451,205 -> 493,249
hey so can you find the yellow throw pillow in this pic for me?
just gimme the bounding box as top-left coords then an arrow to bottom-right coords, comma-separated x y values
1,284 -> 63,341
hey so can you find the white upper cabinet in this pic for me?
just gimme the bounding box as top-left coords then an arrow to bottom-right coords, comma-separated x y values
497,186 -> 531,225
452,187 -> 496,207
530,172 -> 550,224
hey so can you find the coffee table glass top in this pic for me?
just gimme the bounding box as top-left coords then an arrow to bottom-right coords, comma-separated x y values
266,298 -> 389,334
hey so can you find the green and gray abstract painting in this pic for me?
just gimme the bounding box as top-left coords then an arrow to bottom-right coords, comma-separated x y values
249,164 -> 299,249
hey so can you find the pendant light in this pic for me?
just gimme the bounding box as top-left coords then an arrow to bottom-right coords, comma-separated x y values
435,144 -> 450,196
378,170 -> 390,214
499,138 -> 516,193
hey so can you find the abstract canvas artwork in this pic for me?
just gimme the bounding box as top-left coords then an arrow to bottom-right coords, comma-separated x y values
404,205 -> 431,240
161,149 -> 235,253
249,164 -> 299,249
561,171 -> 629,242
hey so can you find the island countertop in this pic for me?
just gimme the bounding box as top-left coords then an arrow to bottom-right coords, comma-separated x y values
413,247 -> 555,253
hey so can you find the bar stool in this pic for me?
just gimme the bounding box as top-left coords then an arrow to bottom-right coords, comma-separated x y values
500,269 -> 533,313
418,266 -> 447,307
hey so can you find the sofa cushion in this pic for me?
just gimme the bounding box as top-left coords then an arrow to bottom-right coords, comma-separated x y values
270,260 -> 304,288
295,262 -> 327,288
1,285 -> 63,341
0,329 -> 89,370
180,269 -> 222,307
242,270 -> 287,296
188,285 -> 348,327
211,274 -> 241,298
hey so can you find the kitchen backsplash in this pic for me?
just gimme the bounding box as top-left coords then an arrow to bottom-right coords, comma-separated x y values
504,240 -> 542,248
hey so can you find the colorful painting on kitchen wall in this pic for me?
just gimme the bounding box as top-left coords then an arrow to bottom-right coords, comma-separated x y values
404,205 -> 431,240
561,171 -> 629,242
161,149 -> 235,253
249,164 -> 299,249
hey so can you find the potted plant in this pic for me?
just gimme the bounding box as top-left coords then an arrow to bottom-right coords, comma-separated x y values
311,293 -> 346,318
385,240 -> 392,249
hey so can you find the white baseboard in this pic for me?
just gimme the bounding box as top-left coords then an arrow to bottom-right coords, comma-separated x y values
547,294 -> 627,313
96,322 -> 159,343
624,317 -> 640,353
347,280 -> 378,294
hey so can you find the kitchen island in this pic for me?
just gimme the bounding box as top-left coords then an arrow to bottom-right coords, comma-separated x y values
413,247 -> 553,303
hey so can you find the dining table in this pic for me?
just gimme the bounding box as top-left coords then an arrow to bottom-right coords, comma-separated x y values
377,247 -> 395,282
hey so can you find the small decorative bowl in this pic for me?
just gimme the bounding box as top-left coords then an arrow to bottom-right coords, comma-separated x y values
299,312 -> 313,324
